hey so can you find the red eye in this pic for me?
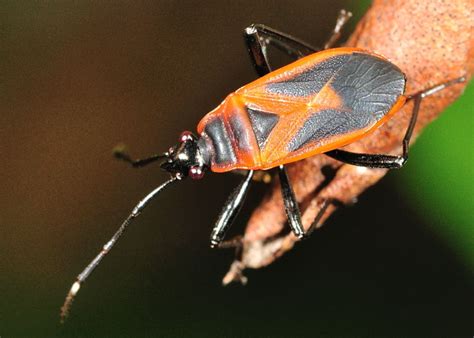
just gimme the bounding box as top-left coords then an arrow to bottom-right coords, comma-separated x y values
179,131 -> 194,143
189,166 -> 204,180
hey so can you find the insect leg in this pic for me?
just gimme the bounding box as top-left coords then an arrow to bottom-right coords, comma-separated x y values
305,199 -> 340,236
113,144 -> 168,168
244,24 -> 317,76
325,76 -> 466,169
210,171 -> 254,248
324,9 -> 353,49
243,9 -> 352,76
324,149 -> 407,169
278,165 -> 305,239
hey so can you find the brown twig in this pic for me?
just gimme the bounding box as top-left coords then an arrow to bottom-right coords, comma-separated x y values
223,0 -> 473,284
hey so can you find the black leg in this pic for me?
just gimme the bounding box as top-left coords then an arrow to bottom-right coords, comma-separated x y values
278,165 -> 305,239
325,76 -> 466,169
210,171 -> 254,247
325,149 -> 408,169
244,24 -> 317,75
243,9 -> 352,76
113,144 -> 168,168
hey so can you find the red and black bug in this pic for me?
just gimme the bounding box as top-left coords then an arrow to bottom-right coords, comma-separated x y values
60,10 -> 464,320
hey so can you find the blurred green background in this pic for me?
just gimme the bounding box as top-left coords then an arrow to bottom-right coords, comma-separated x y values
1,1 -> 472,337
400,83 -> 474,268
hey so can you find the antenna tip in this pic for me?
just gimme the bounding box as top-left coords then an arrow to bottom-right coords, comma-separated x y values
112,143 -> 130,161
71,281 -> 81,295
60,281 -> 81,324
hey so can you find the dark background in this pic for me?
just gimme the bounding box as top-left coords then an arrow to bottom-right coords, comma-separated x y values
1,1 -> 472,337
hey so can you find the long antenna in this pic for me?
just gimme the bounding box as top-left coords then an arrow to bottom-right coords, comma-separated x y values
60,175 -> 179,322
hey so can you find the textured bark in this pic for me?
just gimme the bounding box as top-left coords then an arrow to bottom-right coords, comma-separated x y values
223,0 -> 473,284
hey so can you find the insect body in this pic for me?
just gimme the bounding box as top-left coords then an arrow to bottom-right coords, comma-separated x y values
61,10 -> 464,321
197,48 -> 406,173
